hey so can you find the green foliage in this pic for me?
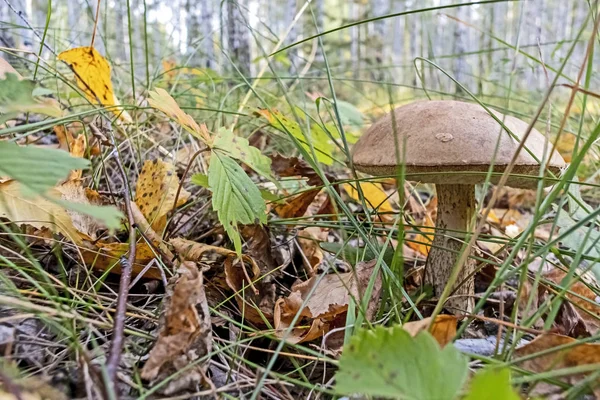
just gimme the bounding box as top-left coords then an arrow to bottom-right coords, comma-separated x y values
320,242 -> 395,266
333,100 -> 364,130
0,141 -> 89,193
0,142 -> 122,230
258,109 -> 335,165
556,212 -> 600,280
191,173 -> 209,188
212,127 -> 273,180
463,368 -> 520,400
0,74 -> 63,121
207,152 -> 267,254
335,326 -> 468,400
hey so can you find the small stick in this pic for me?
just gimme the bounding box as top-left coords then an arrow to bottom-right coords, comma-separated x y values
90,0 -> 101,48
105,141 -> 137,388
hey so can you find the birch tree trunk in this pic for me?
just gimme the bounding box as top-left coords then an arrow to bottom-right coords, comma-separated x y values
226,0 -> 251,76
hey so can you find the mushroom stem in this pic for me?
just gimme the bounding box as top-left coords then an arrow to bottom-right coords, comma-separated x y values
425,184 -> 475,313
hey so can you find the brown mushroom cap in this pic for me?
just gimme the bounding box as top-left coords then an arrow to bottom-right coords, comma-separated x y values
352,100 -> 566,188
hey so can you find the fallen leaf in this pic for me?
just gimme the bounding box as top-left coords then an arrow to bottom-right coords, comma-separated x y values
514,333 -> 600,398
274,259 -> 382,343
270,154 -> 322,186
0,74 -> 63,118
147,88 -> 209,142
274,189 -> 321,219
344,182 -> 395,216
297,226 -> 328,272
407,214 -> 436,256
56,181 -> 103,239
81,241 -> 161,279
57,46 -> 130,122
135,159 -> 190,233
141,261 -> 212,394
401,315 -> 458,348
0,180 -> 81,244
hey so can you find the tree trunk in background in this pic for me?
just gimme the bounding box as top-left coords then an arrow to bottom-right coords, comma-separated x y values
371,0 -> 387,81
314,0 -> 324,64
407,0 -> 418,86
226,0 -> 251,76
186,0 -> 200,57
391,0 -> 404,84
452,2 -> 467,94
349,0 -> 359,79
0,1 -> 16,62
200,0 -> 214,69
67,0 -> 79,45
284,0 -> 298,74
115,0 -> 127,61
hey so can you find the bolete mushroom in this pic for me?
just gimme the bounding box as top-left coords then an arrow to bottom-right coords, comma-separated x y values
351,100 -> 565,312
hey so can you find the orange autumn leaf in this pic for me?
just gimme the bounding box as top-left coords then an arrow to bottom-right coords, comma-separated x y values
407,214 -> 435,256
58,46 -> 131,122
402,315 -> 458,348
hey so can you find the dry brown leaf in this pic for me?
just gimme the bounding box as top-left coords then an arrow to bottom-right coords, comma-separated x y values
135,159 -> 190,233
0,181 -> 81,244
401,315 -> 458,348
81,241 -> 161,279
543,269 -> 600,335
270,154 -> 322,186
274,189 -> 321,219
514,334 -> 600,398
297,226 -> 328,272
141,261 -> 212,394
273,259 -> 382,344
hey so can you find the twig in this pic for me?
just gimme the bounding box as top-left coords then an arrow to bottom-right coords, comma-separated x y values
90,0 -> 101,48
105,136 -> 137,391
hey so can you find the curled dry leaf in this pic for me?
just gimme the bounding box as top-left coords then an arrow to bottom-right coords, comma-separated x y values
141,261 -> 213,395
297,226 -> 329,273
401,315 -> 458,348
56,181 -> 103,240
270,154 -> 322,186
274,259 -> 382,344
135,159 -> 190,233
514,333 -> 600,398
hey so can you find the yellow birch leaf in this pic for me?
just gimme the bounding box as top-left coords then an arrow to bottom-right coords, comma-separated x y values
58,46 -> 131,122
344,182 -> 395,214
0,180 -> 81,244
135,159 -> 190,233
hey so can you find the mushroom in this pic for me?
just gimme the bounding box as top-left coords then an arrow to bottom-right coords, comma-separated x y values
351,100 -> 565,312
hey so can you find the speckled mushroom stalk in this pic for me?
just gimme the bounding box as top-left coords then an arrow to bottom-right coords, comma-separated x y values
425,184 -> 475,312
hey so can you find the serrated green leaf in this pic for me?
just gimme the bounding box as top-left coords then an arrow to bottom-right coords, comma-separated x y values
212,127 -> 273,180
0,73 -> 63,117
334,100 -> 364,130
0,141 -> 90,194
208,152 -> 266,254
555,212 -> 600,281
464,368 -> 520,400
335,326 -> 468,400
191,173 -> 209,188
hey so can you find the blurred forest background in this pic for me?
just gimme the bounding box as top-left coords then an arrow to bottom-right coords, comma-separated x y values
1,0 -> 595,98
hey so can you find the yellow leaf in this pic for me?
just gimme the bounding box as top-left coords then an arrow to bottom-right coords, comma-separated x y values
344,182 -> 395,214
82,241 -> 161,279
147,88 -> 209,142
0,180 -> 81,244
134,160 -> 190,233
407,214 -> 435,256
58,46 -> 130,122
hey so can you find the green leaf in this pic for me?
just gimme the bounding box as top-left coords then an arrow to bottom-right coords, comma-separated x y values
0,73 -> 63,117
334,100 -> 364,130
555,212 -> 600,281
208,152 -> 267,254
212,127 -> 273,180
257,109 -> 335,165
320,242 -> 395,266
0,141 -> 90,194
335,326 -> 468,400
191,173 -> 209,188
55,199 -> 123,231
464,368 -> 520,400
